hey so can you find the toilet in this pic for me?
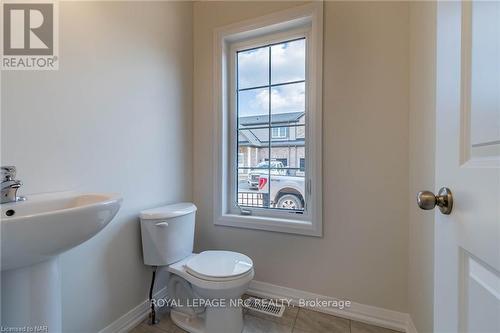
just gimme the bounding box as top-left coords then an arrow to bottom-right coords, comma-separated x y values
140,203 -> 254,333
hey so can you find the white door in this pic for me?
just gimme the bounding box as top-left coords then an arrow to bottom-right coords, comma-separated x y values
432,1 -> 500,332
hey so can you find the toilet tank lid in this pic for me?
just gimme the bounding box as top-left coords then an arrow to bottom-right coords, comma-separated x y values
140,203 -> 197,220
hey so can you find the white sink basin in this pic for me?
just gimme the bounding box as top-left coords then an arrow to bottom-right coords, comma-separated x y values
1,192 -> 122,331
1,192 -> 122,271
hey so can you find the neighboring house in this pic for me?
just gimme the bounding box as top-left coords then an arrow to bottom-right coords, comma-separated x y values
238,111 -> 305,176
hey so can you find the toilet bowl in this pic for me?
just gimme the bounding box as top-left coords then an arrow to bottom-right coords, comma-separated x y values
168,252 -> 254,333
140,203 -> 254,333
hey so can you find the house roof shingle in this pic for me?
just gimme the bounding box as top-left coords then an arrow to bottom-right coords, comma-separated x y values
239,112 -> 304,126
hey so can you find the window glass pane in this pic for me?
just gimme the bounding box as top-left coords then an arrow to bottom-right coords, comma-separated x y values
238,46 -> 269,90
265,125 -> 306,211
271,82 -> 305,122
269,173 -> 305,211
238,88 -> 269,124
270,125 -> 305,176
237,138 -> 269,169
237,168 -> 270,208
235,38 -> 307,213
271,39 -> 305,85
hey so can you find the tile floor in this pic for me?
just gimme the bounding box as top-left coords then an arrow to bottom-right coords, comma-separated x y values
130,296 -> 401,333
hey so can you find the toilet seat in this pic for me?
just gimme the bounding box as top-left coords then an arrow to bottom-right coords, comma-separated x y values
168,253 -> 254,288
185,251 -> 253,282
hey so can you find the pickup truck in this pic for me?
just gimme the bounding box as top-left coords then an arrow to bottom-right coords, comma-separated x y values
257,174 -> 305,210
247,161 -> 286,189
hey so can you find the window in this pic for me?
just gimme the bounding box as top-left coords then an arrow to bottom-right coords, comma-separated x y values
236,37 -> 305,212
213,3 -> 323,236
271,127 -> 289,139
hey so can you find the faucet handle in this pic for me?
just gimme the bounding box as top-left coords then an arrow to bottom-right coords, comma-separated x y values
1,166 -> 16,181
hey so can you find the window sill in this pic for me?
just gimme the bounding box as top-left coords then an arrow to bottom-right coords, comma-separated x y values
214,213 -> 322,237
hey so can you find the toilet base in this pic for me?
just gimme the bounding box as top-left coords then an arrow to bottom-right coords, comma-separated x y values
171,304 -> 244,333
171,310 -> 205,333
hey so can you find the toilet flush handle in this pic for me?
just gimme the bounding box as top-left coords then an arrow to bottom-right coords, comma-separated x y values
155,221 -> 169,227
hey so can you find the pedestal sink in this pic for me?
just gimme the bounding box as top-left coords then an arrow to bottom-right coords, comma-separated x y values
1,192 -> 122,332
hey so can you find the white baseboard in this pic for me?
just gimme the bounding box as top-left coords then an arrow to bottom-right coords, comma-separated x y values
406,317 -> 418,333
99,287 -> 168,333
247,280 -> 416,333
100,281 -> 418,333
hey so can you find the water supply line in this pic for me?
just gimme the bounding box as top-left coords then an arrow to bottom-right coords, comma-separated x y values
148,266 -> 159,325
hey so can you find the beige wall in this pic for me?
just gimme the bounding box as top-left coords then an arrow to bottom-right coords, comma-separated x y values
193,1 -> 409,312
409,2 -> 437,332
0,2 -> 193,331
0,1 -> 435,326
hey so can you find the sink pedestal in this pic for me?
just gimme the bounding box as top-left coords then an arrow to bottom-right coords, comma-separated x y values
1,191 -> 122,331
1,257 -> 62,332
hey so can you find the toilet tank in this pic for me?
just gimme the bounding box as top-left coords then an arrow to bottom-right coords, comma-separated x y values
140,202 -> 196,266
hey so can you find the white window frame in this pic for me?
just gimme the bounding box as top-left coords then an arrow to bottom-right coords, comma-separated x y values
213,3 -> 323,237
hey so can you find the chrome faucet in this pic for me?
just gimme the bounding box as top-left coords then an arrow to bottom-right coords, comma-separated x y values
1,166 -> 26,204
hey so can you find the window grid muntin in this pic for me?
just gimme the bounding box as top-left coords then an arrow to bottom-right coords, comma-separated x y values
236,37 -> 306,212
237,167 -> 303,170
238,79 -> 306,92
238,123 -> 305,130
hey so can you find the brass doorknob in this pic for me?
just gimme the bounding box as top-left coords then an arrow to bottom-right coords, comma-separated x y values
417,187 -> 453,215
